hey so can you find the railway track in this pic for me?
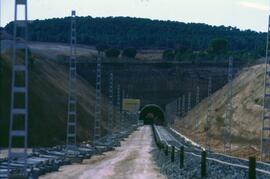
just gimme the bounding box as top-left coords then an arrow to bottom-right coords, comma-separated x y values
153,125 -> 270,178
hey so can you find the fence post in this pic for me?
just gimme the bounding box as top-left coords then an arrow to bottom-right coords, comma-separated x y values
248,156 -> 256,179
180,146 -> 184,168
171,146 -> 175,162
201,150 -> 207,177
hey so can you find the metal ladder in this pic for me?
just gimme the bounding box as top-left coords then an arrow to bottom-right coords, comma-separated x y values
94,52 -> 102,144
8,0 -> 28,175
261,15 -> 270,161
66,10 -> 77,147
224,56 -> 233,153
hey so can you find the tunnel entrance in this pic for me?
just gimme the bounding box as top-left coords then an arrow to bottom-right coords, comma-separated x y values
139,104 -> 165,125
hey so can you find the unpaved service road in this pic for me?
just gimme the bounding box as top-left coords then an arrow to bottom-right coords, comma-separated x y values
41,126 -> 166,179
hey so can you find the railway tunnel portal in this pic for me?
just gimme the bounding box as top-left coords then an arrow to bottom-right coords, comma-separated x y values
139,104 -> 165,125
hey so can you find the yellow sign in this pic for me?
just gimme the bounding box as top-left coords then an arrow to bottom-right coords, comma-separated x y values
122,99 -> 141,112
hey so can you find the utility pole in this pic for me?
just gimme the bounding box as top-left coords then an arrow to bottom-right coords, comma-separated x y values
66,10 -> 77,147
94,52 -> 102,144
205,77 -> 212,151
8,0 -> 28,175
224,56 -> 233,153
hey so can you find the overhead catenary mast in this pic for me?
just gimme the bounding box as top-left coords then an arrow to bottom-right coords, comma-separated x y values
224,56 -> 233,153
121,89 -> 125,131
66,10 -> 77,147
188,92 -> 191,112
261,15 -> 270,161
205,76 -> 212,151
178,97 -> 181,118
8,0 -> 29,175
108,73 -> 114,135
182,95 -> 185,118
94,51 -> 102,144
195,86 -> 200,142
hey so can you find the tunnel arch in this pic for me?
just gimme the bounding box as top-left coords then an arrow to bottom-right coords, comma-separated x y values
139,104 -> 165,125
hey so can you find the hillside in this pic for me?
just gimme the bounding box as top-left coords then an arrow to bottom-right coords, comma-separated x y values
174,63 -> 264,158
5,17 -> 265,54
0,49 -> 114,147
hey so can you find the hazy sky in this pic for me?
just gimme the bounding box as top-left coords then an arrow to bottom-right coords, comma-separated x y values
1,0 -> 269,32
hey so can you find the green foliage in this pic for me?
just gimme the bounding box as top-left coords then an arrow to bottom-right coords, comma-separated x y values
209,38 -> 228,54
96,43 -> 109,52
163,50 -> 175,61
5,17 -> 266,55
105,48 -> 120,58
122,48 -> 137,58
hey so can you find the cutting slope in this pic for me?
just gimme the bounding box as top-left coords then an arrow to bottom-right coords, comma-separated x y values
0,50 -> 112,147
174,64 -> 264,158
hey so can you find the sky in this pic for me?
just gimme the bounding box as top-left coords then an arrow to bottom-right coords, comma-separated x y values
0,0 -> 269,32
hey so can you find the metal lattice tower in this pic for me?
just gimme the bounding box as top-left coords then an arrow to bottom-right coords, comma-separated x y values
8,0 -> 28,174
116,85 -> 121,131
121,89 -> 125,131
205,77 -> 212,151
182,95 -> 185,118
224,56 -> 233,153
94,52 -> 102,144
66,10 -> 77,147
177,97 -> 181,117
195,86 -> 200,132
188,92 -> 191,112
108,73 -> 114,134
261,15 -> 270,161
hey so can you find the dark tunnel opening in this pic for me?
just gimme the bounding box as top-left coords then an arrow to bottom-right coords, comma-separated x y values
139,104 -> 165,125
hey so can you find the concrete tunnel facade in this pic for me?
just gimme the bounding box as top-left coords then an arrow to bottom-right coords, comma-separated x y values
139,104 -> 165,125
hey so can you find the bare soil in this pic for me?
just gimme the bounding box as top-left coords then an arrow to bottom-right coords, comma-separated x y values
40,126 -> 166,179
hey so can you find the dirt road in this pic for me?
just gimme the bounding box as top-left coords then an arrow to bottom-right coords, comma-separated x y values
41,126 -> 166,179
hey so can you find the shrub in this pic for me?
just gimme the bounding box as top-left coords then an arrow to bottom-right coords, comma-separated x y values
122,48 -> 137,58
105,48 -> 120,58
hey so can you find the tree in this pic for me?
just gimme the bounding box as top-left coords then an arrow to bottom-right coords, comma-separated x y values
122,48 -> 137,58
96,44 -> 109,52
209,38 -> 228,54
105,48 -> 120,58
163,50 -> 175,61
